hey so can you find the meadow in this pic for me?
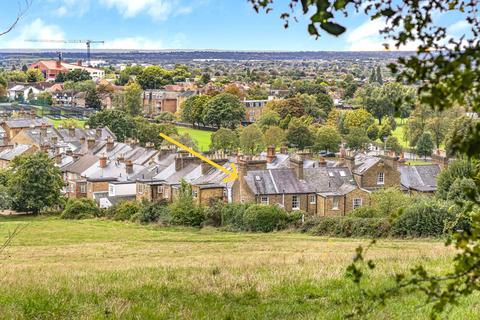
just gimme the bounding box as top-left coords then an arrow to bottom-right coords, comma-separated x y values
0,215 -> 478,319
176,126 -> 213,151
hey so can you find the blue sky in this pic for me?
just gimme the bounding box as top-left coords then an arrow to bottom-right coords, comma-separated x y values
0,0 -> 471,51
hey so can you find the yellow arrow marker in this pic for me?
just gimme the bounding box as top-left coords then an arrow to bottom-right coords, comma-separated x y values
160,133 -> 238,183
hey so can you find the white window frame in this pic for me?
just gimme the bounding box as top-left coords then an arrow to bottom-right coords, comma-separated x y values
292,195 -> 300,210
309,195 -> 316,204
332,196 -> 340,210
353,198 -> 363,209
109,185 -> 114,196
157,185 -> 164,194
192,190 -> 198,198
377,172 -> 385,185
80,184 -> 87,194
260,196 -> 269,205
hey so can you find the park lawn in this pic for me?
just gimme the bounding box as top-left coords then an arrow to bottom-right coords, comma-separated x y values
0,215 -> 478,319
50,118 -> 87,129
176,126 -> 213,152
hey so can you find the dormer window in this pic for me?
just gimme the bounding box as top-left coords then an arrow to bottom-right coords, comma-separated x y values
377,172 -> 385,185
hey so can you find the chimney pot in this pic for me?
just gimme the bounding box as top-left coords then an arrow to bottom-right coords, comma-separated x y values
99,154 -> 107,168
125,160 -> 133,174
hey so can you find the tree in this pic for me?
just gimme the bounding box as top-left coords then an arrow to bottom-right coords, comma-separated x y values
203,93 -> 245,129
223,84 -> 245,99
199,73 -> 211,85
266,98 -> 304,119
85,87 -> 102,109
286,118 -> 314,150
263,126 -> 285,149
343,109 -> 375,133
406,104 -> 433,147
426,111 -> 450,150
257,110 -> 281,131
375,65 -> 383,84
64,69 -> 91,82
366,124 -> 379,141
444,116 -> 475,157
134,117 -> 177,147
416,132 -> 434,159
55,72 -> 66,83
313,126 -> 341,153
315,92 -> 334,115
181,95 -> 210,127
86,110 -> 135,142
115,65 -> 143,86
239,124 -> 265,155
137,66 -> 173,89
170,180 -> 204,227
26,68 -> 44,82
344,82 -> 357,99
0,0 -> 32,36
378,123 -> 392,142
7,152 -> 64,214
385,136 -> 402,155
210,128 -> 239,153
345,127 -> 370,151
123,82 -> 142,117
436,159 -> 476,201
369,68 -> 376,83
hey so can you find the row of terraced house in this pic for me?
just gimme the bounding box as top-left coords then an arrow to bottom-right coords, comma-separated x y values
0,116 -> 448,216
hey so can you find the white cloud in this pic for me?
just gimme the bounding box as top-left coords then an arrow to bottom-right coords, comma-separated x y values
448,20 -> 469,35
51,0 -> 91,17
0,18 -> 70,49
346,18 -> 419,51
99,0 -> 191,20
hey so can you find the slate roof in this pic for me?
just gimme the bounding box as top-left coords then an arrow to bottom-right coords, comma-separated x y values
352,154 -> 381,175
304,166 -> 356,194
61,154 -> 99,174
399,164 -> 441,192
0,144 -> 31,161
244,169 -> 312,195
82,159 -> 144,182
4,117 -> 53,129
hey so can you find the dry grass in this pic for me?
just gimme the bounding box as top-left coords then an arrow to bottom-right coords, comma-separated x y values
0,215 -> 478,319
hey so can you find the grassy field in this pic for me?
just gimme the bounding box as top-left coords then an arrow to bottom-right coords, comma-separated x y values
0,215 -> 478,319
50,118 -> 87,129
176,126 -> 213,152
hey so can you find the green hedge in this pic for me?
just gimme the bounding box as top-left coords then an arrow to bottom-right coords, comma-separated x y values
309,217 -> 391,238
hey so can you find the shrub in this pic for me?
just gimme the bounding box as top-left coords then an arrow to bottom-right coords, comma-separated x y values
391,199 -> 456,237
170,181 -> 205,227
242,204 -> 289,232
61,198 -> 99,220
132,201 -> 171,224
350,206 -> 378,218
111,201 -> 141,221
310,217 -> 391,238
203,199 -> 224,227
221,203 -> 250,230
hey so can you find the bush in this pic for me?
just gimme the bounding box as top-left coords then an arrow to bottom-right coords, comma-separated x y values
203,199 -> 224,227
242,204 -> 290,232
132,201 -> 171,224
170,182 -> 205,227
310,217 -> 391,238
391,199 -> 456,237
110,201 -> 141,221
221,203 -> 250,230
350,206 -> 378,218
61,198 -> 99,220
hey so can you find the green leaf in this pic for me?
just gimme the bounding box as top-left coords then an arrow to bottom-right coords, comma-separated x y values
320,22 -> 346,36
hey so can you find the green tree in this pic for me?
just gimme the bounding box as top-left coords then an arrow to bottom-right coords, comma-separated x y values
210,128 -> 239,154
170,180 -> 205,226
64,69 -> 91,82
85,87 -> 102,109
436,159 -> 476,200
181,95 -> 210,127
257,110 -> 281,131
313,126 -> 341,153
366,124 -> 379,141
286,118 -> 314,150
239,124 -> 265,155
203,93 -> 245,129
7,152 -> 64,214
35,91 -> 53,106
426,110 -> 451,150
343,109 -> 375,133
378,123 -> 392,142
199,73 -> 211,85
86,110 -> 135,142
134,117 -> 177,147
263,126 -> 285,149
369,68 -> 376,83
345,127 -> 370,151
416,132 -> 434,159
115,65 -> 143,86
137,66 -> 173,89
376,65 -> 383,84
385,136 -> 402,155
123,82 -> 142,117
26,68 -> 44,82
406,104 -> 433,147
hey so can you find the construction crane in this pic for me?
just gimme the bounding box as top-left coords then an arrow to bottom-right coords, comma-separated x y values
25,39 -> 105,66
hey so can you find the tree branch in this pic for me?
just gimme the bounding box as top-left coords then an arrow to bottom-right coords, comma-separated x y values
0,0 -> 32,37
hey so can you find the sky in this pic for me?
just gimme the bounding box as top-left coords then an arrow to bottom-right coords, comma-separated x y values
0,0 -> 471,51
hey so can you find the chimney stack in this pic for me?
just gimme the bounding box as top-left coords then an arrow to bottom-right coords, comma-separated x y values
318,157 -> 327,167
40,123 -> 47,140
266,145 -> 276,164
280,146 -> 288,155
289,154 -> 304,180
117,153 -> 125,163
51,135 -> 58,145
146,142 -> 155,150
125,160 -> 133,174
56,60 -> 61,68
87,136 -> 96,149
96,127 -> 102,138
99,154 -> 107,168
106,137 -> 114,152
69,126 -> 75,137
77,60 -> 82,66
55,152 -> 62,165
175,150 -> 201,171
